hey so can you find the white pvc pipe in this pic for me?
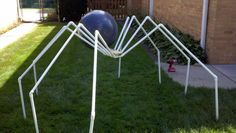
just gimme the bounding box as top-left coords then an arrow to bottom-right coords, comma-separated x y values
89,30 -> 99,133
18,79 -> 26,118
30,25 -> 80,94
157,50 -> 161,84
29,94 -> 39,133
114,17 -> 130,50
121,16 -> 150,53
200,0 -> 209,49
133,16 -> 161,83
158,28 -> 190,92
121,26 -> 159,56
33,64 -> 38,95
118,58 -> 121,78
160,25 -> 219,120
119,16 -> 190,88
18,22 -> 77,119
121,16 -> 157,53
117,16 -> 135,51
72,28 -> 111,56
18,21 -> 112,121
19,16 -> 219,133
33,22 -> 75,63
77,24 -> 112,56
29,25 -> 80,133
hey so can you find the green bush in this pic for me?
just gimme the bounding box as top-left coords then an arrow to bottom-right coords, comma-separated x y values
152,26 -> 206,64
132,18 -> 206,65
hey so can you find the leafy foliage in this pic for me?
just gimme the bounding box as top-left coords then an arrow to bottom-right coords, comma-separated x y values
132,18 -> 206,64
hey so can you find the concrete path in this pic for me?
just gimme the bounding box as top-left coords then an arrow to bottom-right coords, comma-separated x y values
0,23 -> 38,49
160,63 -> 236,89
213,65 -> 236,83
142,45 -> 236,89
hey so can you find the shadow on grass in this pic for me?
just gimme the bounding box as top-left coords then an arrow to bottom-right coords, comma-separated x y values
0,23 -> 70,132
0,22 -> 235,132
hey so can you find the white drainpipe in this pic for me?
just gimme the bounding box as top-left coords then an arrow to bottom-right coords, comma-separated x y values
16,0 -> 23,21
200,0 -> 209,49
149,0 -> 154,17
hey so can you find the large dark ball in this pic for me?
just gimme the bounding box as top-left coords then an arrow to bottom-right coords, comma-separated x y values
80,10 -> 118,46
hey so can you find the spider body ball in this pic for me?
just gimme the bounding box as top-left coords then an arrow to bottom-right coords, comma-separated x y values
80,10 -> 118,46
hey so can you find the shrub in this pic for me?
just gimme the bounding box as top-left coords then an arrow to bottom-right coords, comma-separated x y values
132,18 -> 206,65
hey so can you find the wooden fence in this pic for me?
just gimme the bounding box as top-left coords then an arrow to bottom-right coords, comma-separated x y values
87,0 -> 127,20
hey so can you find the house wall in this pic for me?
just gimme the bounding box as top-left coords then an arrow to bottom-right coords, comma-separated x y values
206,0 -> 236,64
0,0 -> 19,34
130,0 -> 236,64
153,0 -> 203,40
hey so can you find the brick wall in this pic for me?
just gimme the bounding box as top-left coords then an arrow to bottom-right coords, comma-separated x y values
153,0 -> 203,40
129,0 -> 236,64
0,0 -> 19,33
206,0 -> 236,64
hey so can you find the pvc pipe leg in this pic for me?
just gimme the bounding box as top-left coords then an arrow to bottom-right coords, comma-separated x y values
157,51 -> 161,84
33,64 -> 38,95
29,93 -> 39,133
89,31 -> 99,133
118,58 -> 121,78
18,79 -> 26,118
184,61 -> 190,95
215,78 -> 219,120
89,112 -> 95,133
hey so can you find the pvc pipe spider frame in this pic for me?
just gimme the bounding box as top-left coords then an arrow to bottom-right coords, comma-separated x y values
18,16 -> 219,133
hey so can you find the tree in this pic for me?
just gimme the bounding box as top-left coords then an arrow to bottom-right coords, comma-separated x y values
58,0 -> 87,21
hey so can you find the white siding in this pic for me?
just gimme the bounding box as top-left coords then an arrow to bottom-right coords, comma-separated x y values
0,0 -> 19,32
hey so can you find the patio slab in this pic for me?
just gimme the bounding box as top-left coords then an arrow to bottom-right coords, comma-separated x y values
0,23 -> 37,49
160,63 -> 236,89
212,65 -> 236,83
142,44 -> 236,89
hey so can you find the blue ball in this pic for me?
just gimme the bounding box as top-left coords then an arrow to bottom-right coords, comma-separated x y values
80,10 -> 118,46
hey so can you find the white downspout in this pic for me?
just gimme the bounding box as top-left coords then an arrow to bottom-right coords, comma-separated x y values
16,0 -> 22,21
200,0 -> 209,49
149,0 -> 154,17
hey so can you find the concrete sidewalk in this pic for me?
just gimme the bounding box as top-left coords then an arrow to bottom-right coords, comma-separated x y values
142,45 -> 236,89
0,23 -> 38,49
160,63 -> 236,89
213,65 -> 236,83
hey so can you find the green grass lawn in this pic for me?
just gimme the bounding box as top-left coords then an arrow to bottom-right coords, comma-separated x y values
0,23 -> 236,132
